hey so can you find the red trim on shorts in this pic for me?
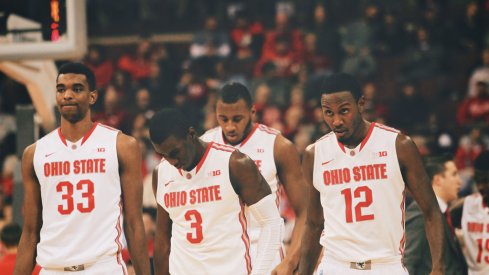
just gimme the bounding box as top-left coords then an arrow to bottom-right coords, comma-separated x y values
195,142 -> 213,174
239,200 -> 252,273
177,169 -> 183,176
359,122 -> 375,152
239,124 -> 259,147
57,128 -> 67,146
115,199 -> 127,275
81,122 -> 99,145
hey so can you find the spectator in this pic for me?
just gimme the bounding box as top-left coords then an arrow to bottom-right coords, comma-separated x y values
190,16 -> 231,60
467,48 -> 489,97
0,223 -> 41,274
83,46 -> 114,89
457,80 -> 489,126
117,39 -> 154,82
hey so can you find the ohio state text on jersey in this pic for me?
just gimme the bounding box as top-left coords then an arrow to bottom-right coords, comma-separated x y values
33,123 -> 126,270
156,142 -> 252,274
312,122 -> 406,263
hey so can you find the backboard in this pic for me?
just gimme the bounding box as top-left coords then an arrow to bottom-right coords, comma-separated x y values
0,0 -> 87,61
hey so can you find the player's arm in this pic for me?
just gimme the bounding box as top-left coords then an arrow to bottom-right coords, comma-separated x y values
298,145 -> 323,275
272,135 -> 307,275
229,150 -> 283,275
152,167 -> 172,275
14,144 -> 42,275
397,134 -> 444,275
403,205 -> 429,275
117,133 -> 151,275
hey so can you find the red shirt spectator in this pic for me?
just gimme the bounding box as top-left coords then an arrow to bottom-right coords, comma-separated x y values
457,81 -> 489,125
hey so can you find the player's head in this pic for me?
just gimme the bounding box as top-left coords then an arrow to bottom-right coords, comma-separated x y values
56,62 -> 98,123
318,73 -> 364,143
149,108 -> 199,171
474,151 -> 489,205
216,82 -> 255,145
424,155 -> 461,203
0,223 -> 21,249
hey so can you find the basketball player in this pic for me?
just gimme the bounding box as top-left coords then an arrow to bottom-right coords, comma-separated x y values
200,82 -> 307,274
14,63 -> 150,274
298,73 -> 445,275
149,108 -> 284,275
451,151 -> 489,275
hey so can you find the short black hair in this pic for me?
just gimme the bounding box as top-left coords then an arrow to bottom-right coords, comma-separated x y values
319,73 -> 362,101
474,151 -> 489,171
0,223 -> 21,248
57,62 -> 96,91
217,82 -> 253,107
149,108 -> 191,144
423,154 -> 452,182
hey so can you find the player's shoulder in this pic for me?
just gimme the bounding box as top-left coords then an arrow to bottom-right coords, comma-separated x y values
22,143 -> 37,161
256,123 -> 280,136
209,142 -> 236,154
373,122 -> 401,134
96,122 -> 120,133
201,126 -> 221,140
315,131 -> 335,144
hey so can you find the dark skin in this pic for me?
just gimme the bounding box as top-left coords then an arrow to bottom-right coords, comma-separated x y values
152,128 -> 272,275
298,91 -> 444,275
14,73 -> 150,275
216,99 -> 307,274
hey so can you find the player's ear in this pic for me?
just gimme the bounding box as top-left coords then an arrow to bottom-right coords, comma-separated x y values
188,127 -> 197,141
89,90 -> 98,106
251,104 -> 256,118
357,95 -> 366,113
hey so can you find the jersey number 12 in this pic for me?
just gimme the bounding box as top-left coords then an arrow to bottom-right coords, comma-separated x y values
341,186 -> 374,223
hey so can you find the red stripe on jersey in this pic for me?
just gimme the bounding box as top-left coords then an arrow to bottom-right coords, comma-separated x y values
211,142 -> 236,152
81,122 -> 99,145
177,169 -> 183,176
57,128 -> 68,146
239,200 -> 252,273
359,122 -> 376,152
114,199 -> 127,275
258,124 -> 280,135
195,142 -> 213,174
240,124 -> 259,147
375,123 -> 400,134
98,123 -> 119,132
399,189 -> 406,257
337,140 -> 346,153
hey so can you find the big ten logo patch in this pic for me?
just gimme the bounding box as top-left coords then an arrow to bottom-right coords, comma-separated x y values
208,170 -> 221,177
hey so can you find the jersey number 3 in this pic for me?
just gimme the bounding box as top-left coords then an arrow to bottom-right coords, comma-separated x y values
341,186 -> 374,223
56,180 -> 95,215
185,210 -> 203,244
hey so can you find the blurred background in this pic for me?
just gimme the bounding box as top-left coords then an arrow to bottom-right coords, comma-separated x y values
0,0 -> 488,272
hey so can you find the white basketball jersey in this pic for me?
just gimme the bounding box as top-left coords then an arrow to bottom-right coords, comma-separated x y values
312,123 -> 406,263
33,123 -> 126,270
201,124 -> 280,240
156,142 -> 251,275
462,193 -> 489,275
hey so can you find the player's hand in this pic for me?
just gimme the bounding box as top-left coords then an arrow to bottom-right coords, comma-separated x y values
271,260 -> 297,275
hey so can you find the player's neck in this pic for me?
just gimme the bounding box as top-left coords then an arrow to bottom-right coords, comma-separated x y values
344,120 -> 371,149
60,117 -> 95,142
187,139 -> 208,171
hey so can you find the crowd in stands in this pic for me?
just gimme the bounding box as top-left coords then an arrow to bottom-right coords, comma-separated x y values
1,0 -> 489,272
